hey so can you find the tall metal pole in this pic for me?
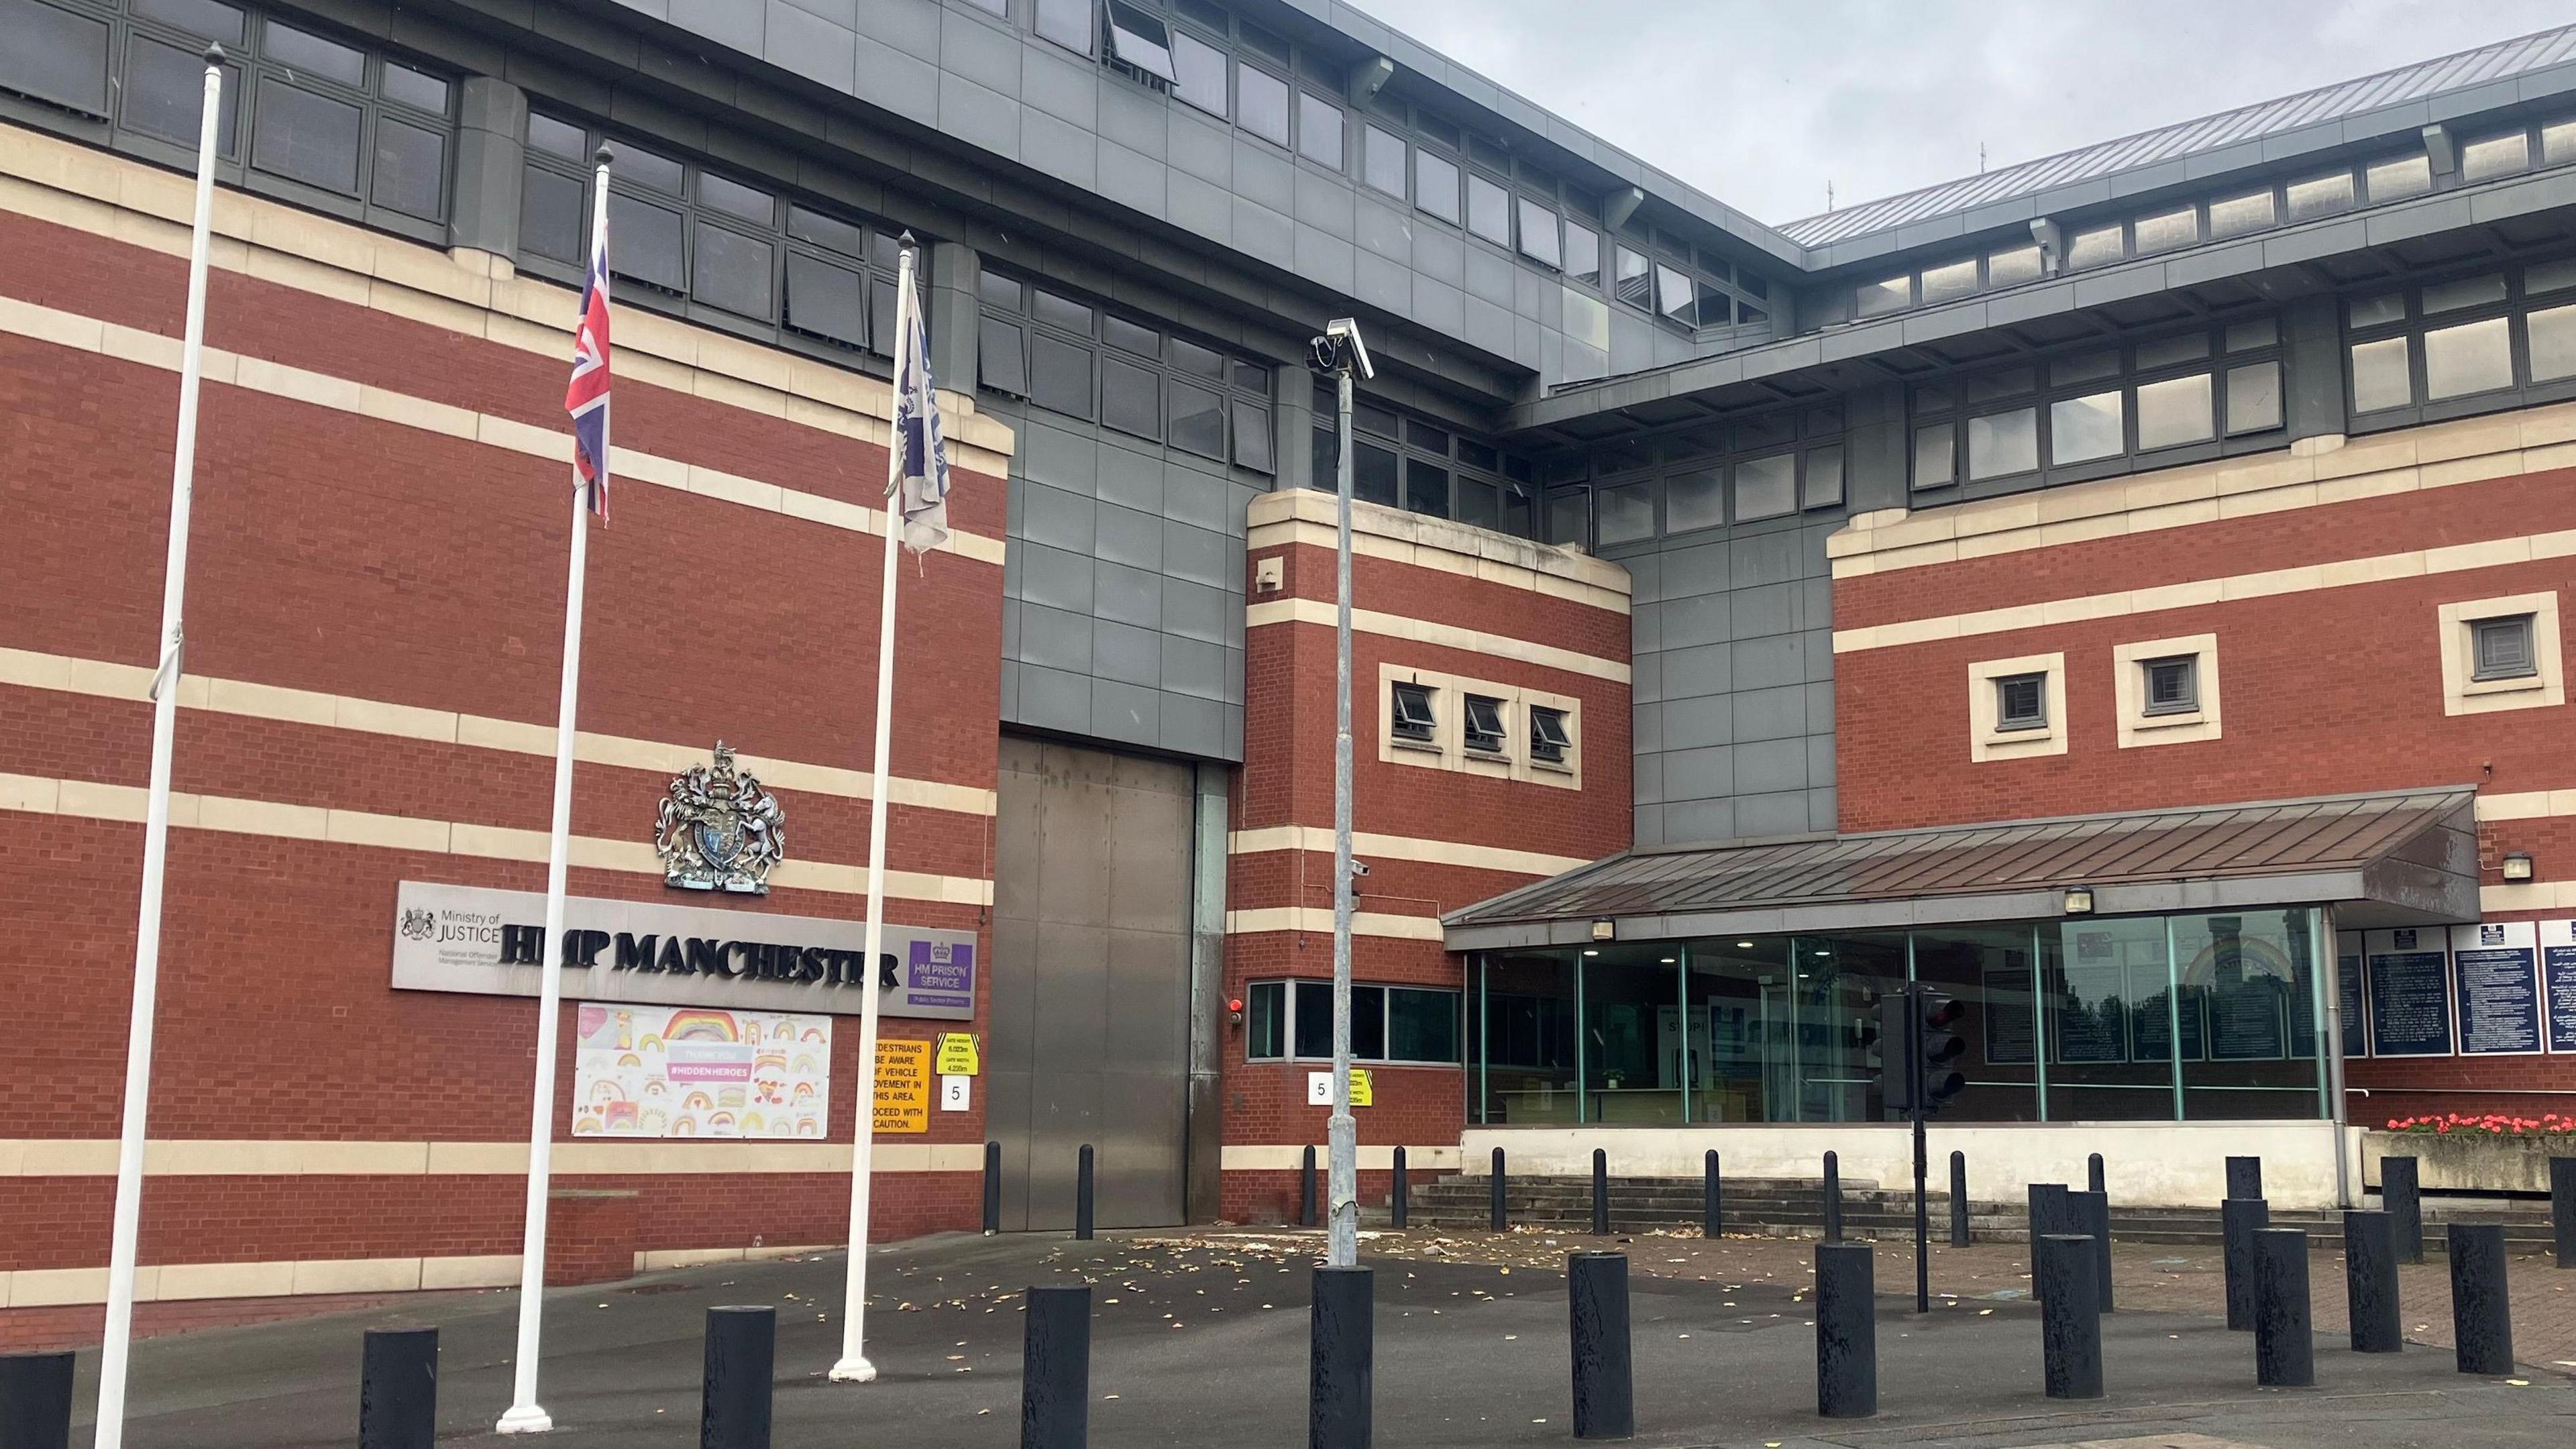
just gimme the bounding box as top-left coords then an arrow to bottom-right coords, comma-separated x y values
1910,981 -> 1930,1313
832,240 -> 923,1382
93,47 -> 224,1449
498,145 -> 614,1440
1327,362 -> 1358,1269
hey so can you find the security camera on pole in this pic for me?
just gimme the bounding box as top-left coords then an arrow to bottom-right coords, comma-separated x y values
1305,317 -> 1373,1269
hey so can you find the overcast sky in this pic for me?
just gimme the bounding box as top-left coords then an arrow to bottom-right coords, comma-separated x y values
1345,0 -> 2576,226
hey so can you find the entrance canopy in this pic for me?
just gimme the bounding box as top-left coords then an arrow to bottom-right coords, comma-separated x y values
1444,788 -> 2478,953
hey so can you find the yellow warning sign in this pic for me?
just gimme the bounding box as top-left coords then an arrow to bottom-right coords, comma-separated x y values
873,1039 -> 931,1135
1350,1068 -> 1373,1108
935,1032 -> 981,1076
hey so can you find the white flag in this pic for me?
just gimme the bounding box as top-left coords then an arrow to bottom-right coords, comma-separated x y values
893,259 -> 951,553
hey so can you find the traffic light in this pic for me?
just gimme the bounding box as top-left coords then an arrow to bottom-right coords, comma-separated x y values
1917,989 -> 1968,1115
1873,996 -> 1912,1112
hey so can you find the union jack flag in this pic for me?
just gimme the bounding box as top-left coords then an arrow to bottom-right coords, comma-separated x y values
564,206 -> 612,518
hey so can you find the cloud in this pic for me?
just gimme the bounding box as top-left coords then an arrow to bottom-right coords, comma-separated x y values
1346,0 -> 2576,223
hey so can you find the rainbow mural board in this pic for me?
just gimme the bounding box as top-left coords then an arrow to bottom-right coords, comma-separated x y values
570,1002 -> 833,1140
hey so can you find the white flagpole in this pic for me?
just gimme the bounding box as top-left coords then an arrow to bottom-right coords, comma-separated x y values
830,240 -> 920,1383
496,152 -> 611,1438
93,46 -> 224,1449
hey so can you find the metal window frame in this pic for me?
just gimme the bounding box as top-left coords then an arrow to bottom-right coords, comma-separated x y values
1461,693 -> 1508,754
1528,705 -> 1572,763
2469,612 -> 2540,681
1994,672 -> 2049,731
2140,653 -> 2200,715
1389,680 -> 1438,741
2342,254 -> 2576,433
982,264 -> 1275,471
1257,979 -> 1462,1065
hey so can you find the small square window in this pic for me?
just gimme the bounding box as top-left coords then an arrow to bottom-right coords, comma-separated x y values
1390,682 -> 1437,742
1995,673 -> 2048,731
2471,614 -> 2538,682
1462,694 -> 1507,754
1529,706 -> 1572,765
2141,655 -> 2198,715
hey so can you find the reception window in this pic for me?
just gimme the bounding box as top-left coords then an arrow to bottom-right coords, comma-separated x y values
1468,908 -> 2327,1126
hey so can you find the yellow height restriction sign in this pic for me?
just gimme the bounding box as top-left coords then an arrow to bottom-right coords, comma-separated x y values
873,1039 -> 932,1135
1350,1067 -> 1373,1108
935,1032 -> 981,1076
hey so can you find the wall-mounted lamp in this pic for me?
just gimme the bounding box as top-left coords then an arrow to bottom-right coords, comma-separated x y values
2063,885 -> 2096,915
2502,851 -> 2536,882
1590,919 -> 1616,941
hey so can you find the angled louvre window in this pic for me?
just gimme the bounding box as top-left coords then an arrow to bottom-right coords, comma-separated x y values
1529,706 -> 1572,765
1462,694 -> 1507,755
1516,197 -> 1560,268
2471,614 -> 2538,681
1995,673 -> 2048,732
1389,682 -> 1437,743
2141,655 -> 2198,715
1104,1 -> 1177,84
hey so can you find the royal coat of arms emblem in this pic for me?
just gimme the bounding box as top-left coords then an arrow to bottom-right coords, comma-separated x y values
654,743 -> 786,894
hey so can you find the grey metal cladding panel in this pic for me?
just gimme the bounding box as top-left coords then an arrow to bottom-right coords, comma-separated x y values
1019,602 -> 1095,674
938,8 -> 1020,95
2369,193 -> 2477,244
1662,745 -> 1733,802
1631,702 -> 1663,755
1014,662 -> 1092,735
940,74 -> 1022,161
1097,82 -> 1166,159
1164,465 -> 1232,534
1022,46 -> 1100,129
1731,684 -> 1808,744
1662,798 -> 1734,847
1354,197 -> 1410,260
1095,444 -> 1163,515
1024,110 -> 1100,193
1161,635 -> 1227,700
763,1 -> 855,90
1162,580 -> 1226,643
1732,737 -> 1807,796
1295,168 -> 1354,239
1729,530 -> 1812,590
1095,501 -> 1164,571
1730,634 -> 1807,691
1091,679 -> 1161,746
1162,520 -> 1228,586
1412,227 -> 1463,286
669,0 -> 762,51
1295,225 -> 1357,294
1809,788 -> 1838,834
1463,246 -> 1516,307
1168,172 -> 1232,243
1097,139 -> 1166,218
1232,198 -> 1296,269
1412,278 -> 1464,337
1092,618 -> 1163,686
1234,141 -> 1295,213
1355,252 -> 1410,313
1661,696 -> 1730,751
1733,790 -> 1815,840
1095,559 -> 1163,629
1018,419 -> 1097,495
1160,693 -> 1224,758
1729,581 -> 1799,639
855,0 -> 938,58
1018,541 -> 1095,613
1632,750 -> 1664,806
1462,297 -> 1513,358
1658,592 -> 1731,649
2430,77 -> 2526,123
1168,113 -> 1231,185
1020,478 -> 1097,553
1659,642 -> 1729,698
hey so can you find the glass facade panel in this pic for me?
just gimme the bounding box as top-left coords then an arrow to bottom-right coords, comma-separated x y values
1481,952 -> 1578,1124
1468,913 -> 2329,1126
2174,910 -> 2321,1120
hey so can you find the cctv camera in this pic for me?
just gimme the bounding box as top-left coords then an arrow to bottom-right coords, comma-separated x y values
1348,858 -> 1371,878
1324,317 -> 1374,380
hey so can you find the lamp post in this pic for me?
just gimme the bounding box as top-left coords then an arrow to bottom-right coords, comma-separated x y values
1307,318 -> 1373,1269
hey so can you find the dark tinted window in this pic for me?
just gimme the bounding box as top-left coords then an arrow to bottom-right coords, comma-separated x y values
133,0 -> 243,44
1169,380 -> 1226,459
370,117 -> 444,219
1173,32 -> 1226,116
1,0 -> 110,115
1101,354 -> 1161,439
1029,333 -> 1094,418
692,223 -> 775,318
519,166 -> 584,262
1237,62 -> 1289,146
252,78 -> 361,193
785,253 -> 867,350
606,191 -> 686,292
977,317 -> 1026,394
260,19 -> 361,85
123,36 -> 237,152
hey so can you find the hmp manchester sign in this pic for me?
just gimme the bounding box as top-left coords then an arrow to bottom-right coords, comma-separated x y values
390,881 -> 975,1020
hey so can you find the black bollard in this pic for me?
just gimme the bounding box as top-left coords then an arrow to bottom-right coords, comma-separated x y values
1310,1266 -> 1374,1449
2449,1223 -> 2514,1375
1814,1242 -> 1876,1418
359,1327 -> 438,1449
2068,1189 -> 2114,1312
1393,1146 -> 1409,1230
1703,1150 -> 1723,1239
1591,1148 -> 1611,1236
1823,1150 -> 1843,1243
2252,1228 -> 2314,1388
701,1305 -> 775,1449
984,1140 -> 1004,1235
1023,1284 -> 1091,1449
1075,1144 -> 1096,1241
0,1351 -> 74,1449
2027,1183 -> 2069,1299
2226,1155 -> 2263,1200
1948,1151 -> 1970,1247
2343,1210 -> 2403,1354
2221,1197 -> 2270,1331
1568,1252 -> 1634,1439
2552,1156 -> 2575,1269
1491,1146 -> 1508,1232
2381,1155 -> 2423,1264
2087,1152 -> 2105,1194
2035,1234 -> 2102,1399
1301,1145 -> 1320,1228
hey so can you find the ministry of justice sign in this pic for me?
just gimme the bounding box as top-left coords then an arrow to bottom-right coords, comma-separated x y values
392,880 -> 975,1020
